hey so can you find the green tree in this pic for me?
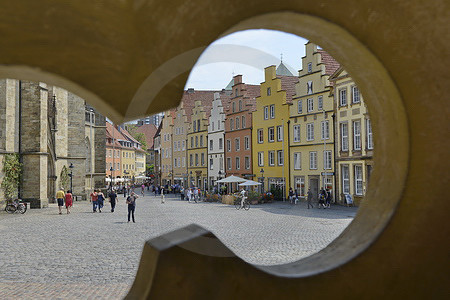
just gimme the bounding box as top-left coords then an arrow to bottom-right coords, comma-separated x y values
146,164 -> 154,175
127,124 -> 148,150
60,165 -> 70,191
1,154 -> 22,201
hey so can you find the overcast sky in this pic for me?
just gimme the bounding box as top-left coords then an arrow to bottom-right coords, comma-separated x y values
185,29 -> 308,90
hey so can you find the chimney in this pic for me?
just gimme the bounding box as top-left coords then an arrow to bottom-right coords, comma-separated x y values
187,88 -> 195,94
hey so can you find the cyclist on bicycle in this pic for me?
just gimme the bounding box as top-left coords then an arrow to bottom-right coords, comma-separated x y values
239,188 -> 247,209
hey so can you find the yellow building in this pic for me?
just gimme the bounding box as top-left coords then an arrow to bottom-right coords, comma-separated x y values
160,110 -> 175,186
252,65 -> 297,199
121,147 -> 135,180
135,148 -> 146,177
172,97 -> 191,188
187,95 -> 213,190
329,67 -> 374,206
289,42 -> 340,200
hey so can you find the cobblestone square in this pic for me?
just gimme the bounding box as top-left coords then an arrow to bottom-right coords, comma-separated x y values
0,193 -> 357,299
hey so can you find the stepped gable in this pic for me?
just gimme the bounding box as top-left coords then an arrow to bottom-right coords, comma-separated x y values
180,89 -> 219,122
278,75 -> 299,103
106,122 -> 126,148
317,49 -> 340,76
135,123 -> 157,149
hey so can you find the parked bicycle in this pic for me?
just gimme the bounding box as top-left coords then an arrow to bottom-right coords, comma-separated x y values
234,193 -> 250,211
5,199 -> 27,214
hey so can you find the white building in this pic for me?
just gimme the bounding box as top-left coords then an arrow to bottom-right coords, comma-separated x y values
207,92 -> 227,190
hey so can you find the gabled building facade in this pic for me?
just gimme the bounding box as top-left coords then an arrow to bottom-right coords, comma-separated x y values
207,92 -> 227,189
289,42 -> 340,200
224,75 -> 259,184
153,122 -> 162,185
330,68 -> 373,206
160,110 -> 174,186
252,66 -> 297,198
186,90 -> 219,190
172,97 -> 191,188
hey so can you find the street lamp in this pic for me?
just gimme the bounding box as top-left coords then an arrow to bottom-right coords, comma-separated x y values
110,167 -> 114,192
260,168 -> 264,193
69,163 -> 74,194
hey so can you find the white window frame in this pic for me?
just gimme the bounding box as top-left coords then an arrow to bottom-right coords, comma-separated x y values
353,120 -> 361,150
307,62 -> 312,73
235,138 -> 240,151
307,123 -> 314,141
210,158 -> 213,170
354,165 -> 363,195
277,150 -> 284,166
235,157 -> 240,170
307,81 -> 313,94
309,151 -> 317,170
244,136 -> 250,150
270,104 -> 275,119
230,118 -> 234,131
318,95 -> 323,111
210,139 -> 213,151
235,117 -> 240,129
342,165 -> 350,194
241,116 -> 246,128
307,98 -> 314,112
245,156 -> 250,169
352,86 -> 360,103
267,87 -> 271,96
268,127 -> 275,142
293,152 -> 301,170
218,138 -> 223,150
297,100 -> 302,114
264,106 -> 269,120
276,125 -> 283,141
258,151 -> 264,167
227,157 -> 232,170
324,150 -> 332,170
293,124 -> 301,142
366,119 -> 373,150
257,128 -> 264,143
201,153 -> 205,165
226,139 -> 231,152
268,151 -> 275,166
321,120 -> 330,140
341,122 -> 349,151
339,88 -> 347,106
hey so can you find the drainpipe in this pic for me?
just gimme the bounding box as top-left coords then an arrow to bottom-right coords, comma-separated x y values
332,112 -> 337,203
287,119 -> 291,199
18,80 -> 22,199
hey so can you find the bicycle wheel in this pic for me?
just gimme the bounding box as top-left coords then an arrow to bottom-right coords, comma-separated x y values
17,203 -> 26,214
234,199 -> 241,210
5,204 -> 15,214
243,201 -> 250,211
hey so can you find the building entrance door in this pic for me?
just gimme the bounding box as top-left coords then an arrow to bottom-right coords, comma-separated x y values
309,177 -> 319,201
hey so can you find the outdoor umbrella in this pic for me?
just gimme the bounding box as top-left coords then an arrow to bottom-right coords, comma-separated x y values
238,180 -> 262,186
216,175 -> 246,183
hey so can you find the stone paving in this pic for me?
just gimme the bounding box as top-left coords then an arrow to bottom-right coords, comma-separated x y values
0,193 -> 357,299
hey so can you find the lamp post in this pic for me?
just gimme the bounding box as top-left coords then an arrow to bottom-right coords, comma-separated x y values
69,163 -> 74,194
110,167 -> 114,192
260,168 -> 264,193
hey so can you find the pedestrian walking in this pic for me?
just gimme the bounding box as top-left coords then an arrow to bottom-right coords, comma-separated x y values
318,188 -> 327,209
97,190 -> 105,213
307,188 -> 314,209
288,187 -> 294,204
56,188 -> 65,215
326,189 -> 332,208
161,188 -> 165,203
180,187 -> 185,201
109,190 -> 118,212
187,188 -> 192,202
64,190 -> 73,214
126,192 -> 139,223
193,187 -> 199,203
141,184 -> 145,197
90,189 -> 98,212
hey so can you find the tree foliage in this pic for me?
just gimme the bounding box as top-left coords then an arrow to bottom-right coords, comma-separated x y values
127,124 -> 148,150
1,154 -> 22,200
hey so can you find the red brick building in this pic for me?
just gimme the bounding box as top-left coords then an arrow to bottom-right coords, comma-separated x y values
224,75 -> 260,184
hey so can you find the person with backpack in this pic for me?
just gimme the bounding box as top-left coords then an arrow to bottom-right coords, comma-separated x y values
126,192 -> 139,223
97,190 -> 105,213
